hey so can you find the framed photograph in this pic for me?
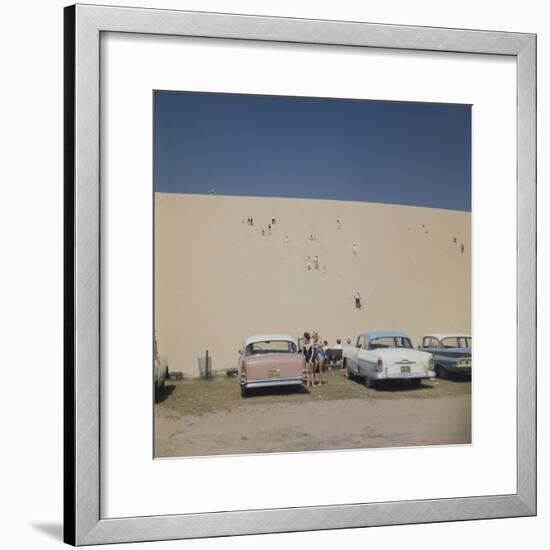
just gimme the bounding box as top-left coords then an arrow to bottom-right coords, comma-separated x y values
64,3 -> 536,545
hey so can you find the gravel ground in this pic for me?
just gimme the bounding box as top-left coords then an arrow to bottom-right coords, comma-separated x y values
154,369 -> 471,457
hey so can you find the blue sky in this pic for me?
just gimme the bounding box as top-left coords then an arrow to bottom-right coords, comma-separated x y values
154,91 -> 471,212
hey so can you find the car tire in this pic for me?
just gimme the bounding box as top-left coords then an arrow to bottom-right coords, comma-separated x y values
365,377 -> 376,389
240,386 -> 248,398
438,366 -> 451,380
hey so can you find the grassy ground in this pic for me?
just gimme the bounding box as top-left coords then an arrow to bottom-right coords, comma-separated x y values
155,367 -> 471,418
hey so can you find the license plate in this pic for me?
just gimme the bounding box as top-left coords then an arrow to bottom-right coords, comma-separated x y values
269,369 -> 281,378
401,365 -> 411,373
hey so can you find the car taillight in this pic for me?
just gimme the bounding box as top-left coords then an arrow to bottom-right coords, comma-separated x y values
428,357 -> 434,370
377,358 -> 384,372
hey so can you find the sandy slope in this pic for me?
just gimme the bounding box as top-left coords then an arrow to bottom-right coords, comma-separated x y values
155,193 -> 471,376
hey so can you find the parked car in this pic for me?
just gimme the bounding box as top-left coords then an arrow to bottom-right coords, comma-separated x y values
343,331 -> 435,388
239,334 -> 307,397
419,334 -> 472,379
154,338 -> 169,395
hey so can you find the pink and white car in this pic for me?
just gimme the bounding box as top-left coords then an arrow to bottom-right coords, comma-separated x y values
239,334 -> 307,397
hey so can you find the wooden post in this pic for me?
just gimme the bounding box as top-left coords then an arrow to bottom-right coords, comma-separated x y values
205,349 -> 209,378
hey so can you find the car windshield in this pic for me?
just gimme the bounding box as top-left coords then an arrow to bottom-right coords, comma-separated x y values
441,337 -> 471,348
368,336 -> 413,350
245,340 -> 297,356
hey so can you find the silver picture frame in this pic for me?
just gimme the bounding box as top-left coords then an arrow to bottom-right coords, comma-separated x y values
64,3 -> 536,545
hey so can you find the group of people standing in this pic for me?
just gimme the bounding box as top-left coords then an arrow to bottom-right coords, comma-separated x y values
301,331 -> 328,388
244,215 -> 278,236
306,255 -> 326,273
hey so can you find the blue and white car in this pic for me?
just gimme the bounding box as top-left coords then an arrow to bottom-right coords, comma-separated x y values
343,331 -> 435,388
419,333 -> 472,379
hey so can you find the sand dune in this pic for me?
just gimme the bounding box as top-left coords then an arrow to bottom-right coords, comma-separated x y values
154,193 -> 471,376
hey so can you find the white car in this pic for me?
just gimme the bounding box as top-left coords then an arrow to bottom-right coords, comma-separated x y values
154,339 -> 169,395
343,331 -> 435,388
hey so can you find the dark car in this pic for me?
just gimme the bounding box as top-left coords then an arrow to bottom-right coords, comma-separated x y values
419,334 -> 471,379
